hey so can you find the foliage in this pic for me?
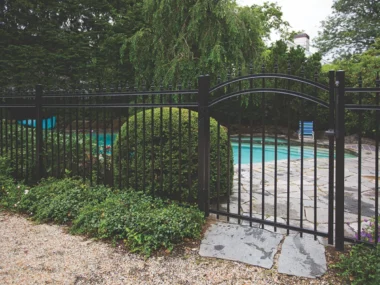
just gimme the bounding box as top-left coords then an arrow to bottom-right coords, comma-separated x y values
0,173 -> 205,256
321,39 -> 380,137
71,191 -> 205,256
114,108 -> 234,202
126,0 -> 288,85
0,121 -> 110,182
0,156 -> 27,210
211,40 -> 327,131
0,0 -> 143,88
336,215 -> 380,284
333,244 -> 380,285
18,178 -> 113,224
354,217 -> 380,243
315,0 -> 380,58
1,0 -> 291,88
0,155 -> 13,181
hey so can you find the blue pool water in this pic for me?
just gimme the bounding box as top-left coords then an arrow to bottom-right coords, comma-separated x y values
232,142 -> 356,164
90,133 -> 116,147
88,133 -> 117,154
89,133 -> 356,163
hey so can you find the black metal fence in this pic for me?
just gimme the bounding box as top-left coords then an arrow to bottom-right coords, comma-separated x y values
0,83 -> 200,203
1,69 -> 379,251
342,72 -> 380,247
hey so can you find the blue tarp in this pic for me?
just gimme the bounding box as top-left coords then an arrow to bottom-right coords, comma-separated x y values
17,116 -> 57,130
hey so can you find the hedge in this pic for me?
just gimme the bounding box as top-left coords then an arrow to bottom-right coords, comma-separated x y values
113,107 -> 233,202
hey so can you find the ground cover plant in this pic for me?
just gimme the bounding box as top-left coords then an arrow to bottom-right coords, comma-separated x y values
333,218 -> 380,284
0,156 -> 205,256
0,156 -> 26,210
18,177 -> 113,224
333,244 -> 380,285
71,191 -> 204,255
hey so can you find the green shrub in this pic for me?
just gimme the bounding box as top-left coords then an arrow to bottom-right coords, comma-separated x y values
71,191 -> 205,256
333,244 -> 380,285
18,177 -> 112,223
124,202 -> 205,255
113,108 -> 233,201
0,155 -> 13,179
0,156 -> 27,210
0,121 -> 109,182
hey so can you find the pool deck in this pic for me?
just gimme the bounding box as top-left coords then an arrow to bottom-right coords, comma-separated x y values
216,143 -> 378,243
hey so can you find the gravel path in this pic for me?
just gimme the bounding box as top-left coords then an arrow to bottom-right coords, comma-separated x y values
0,212 -> 339,284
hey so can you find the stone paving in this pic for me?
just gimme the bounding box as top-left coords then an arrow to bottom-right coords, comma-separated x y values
200,222 -> 327,278
214,143 -> 378,240
202,143 -> 377,278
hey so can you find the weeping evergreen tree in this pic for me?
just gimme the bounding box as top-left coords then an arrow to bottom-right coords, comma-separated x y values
125,0 -> 288,85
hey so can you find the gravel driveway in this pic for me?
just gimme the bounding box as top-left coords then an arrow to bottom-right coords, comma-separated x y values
0,212 -> 340,284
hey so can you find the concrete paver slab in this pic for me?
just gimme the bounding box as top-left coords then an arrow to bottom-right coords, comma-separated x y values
278,234 -> 327,278
199,222 -> 282,269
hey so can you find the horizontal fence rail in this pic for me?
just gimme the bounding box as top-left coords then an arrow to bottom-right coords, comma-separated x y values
209,73 -> 330,93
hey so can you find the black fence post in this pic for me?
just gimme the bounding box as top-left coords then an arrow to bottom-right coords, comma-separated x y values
328,70 -> 335,245
35,84 -> 43,181
335,70 -> 345,251
198,75 -> 210,215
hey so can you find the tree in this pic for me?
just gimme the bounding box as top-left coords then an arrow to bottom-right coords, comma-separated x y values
0,0 -> 143,88
125,0 -> 288,85
321,38 -> 380,136
315,0 -> 380,59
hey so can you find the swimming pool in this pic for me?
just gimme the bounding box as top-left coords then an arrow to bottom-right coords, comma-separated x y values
89,133 -> 356,163
87,133 -> 116,154
231,142 -> 356,164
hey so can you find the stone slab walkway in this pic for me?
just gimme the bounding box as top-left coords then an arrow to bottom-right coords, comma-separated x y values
214,144 -> 377,240
200,222 -> 327,278
203,144 -> 377,277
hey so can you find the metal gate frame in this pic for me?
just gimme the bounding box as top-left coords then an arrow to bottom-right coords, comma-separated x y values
197,70 -> 380,251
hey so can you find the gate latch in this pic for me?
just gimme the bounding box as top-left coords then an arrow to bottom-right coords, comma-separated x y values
325,129 -> 335,138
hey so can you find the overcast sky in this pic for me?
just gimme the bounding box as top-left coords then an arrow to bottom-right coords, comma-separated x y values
236,0 -> 334,52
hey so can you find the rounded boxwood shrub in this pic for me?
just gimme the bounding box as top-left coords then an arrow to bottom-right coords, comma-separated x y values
113,108 -> 233,202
